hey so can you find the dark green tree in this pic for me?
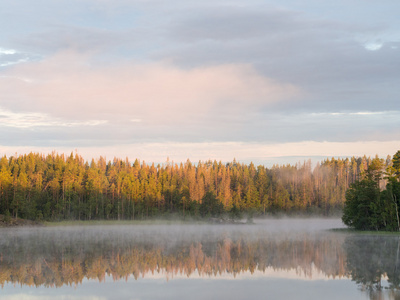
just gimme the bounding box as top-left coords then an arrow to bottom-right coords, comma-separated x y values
199,192 -> 224,218
342,178 -> 381,230
343,151 -> 400,231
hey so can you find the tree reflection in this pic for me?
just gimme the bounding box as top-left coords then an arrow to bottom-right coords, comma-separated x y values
1,227 -> 400,300
0,228 -> 346,287
343,235 -> 400,299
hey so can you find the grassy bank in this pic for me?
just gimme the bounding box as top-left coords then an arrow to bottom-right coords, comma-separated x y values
330,227 -> 400,235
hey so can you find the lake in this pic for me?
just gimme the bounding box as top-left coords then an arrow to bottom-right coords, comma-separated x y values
0,219 -> 399,300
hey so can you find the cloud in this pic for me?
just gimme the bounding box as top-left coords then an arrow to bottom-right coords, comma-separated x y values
0,46 -> 41,68
0,51 -> 301,126
161,5 -> 400,113
0,295 -> 106,300
364,42 -> 383,51
170,8 -> 305,42
0,47 -> 17,55
310,111 -> 397,116
0,58 -> 30,67
15,26 -> 140,54
0,106 -> 107,128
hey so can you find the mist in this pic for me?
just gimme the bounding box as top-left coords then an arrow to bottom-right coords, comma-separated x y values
1,218 -> 400,300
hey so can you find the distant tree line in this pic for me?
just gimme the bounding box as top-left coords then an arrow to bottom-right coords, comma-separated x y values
0,151 -> 394,221
342,151 -> 400,231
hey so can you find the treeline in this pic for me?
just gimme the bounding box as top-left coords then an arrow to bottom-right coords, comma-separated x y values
0,152 -> 393,221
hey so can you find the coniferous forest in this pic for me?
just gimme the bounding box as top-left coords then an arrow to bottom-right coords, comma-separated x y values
0,151 -> 397,221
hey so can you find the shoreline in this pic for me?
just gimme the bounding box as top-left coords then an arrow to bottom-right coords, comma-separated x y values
0,215 -> 44,228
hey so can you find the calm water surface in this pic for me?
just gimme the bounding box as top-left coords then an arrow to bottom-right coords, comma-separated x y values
0,219 -> 399,300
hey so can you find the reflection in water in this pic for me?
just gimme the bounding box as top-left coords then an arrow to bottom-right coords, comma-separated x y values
344,235 -> 400,299
0,221 -> 399,300
0,224 -> 347,288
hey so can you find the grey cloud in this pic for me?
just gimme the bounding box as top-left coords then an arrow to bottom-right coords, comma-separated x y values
169,6 -> 384,43
160,7 -> 399,113
170,8 -> 305,42
14,26 -> 142,55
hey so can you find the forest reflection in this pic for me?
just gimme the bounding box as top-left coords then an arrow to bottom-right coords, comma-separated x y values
344,235 -> 400,299
0,225 -> 399,298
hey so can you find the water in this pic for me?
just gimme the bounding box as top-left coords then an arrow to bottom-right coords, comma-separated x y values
0,219 -> 399,300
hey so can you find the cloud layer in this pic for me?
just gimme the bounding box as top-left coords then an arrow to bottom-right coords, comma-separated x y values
0,51 -> 302,145
0,0 -> 399,161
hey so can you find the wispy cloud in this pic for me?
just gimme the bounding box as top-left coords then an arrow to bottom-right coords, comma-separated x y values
351,111 -> 386,115
0,107 -> 107,128
0,47 -> 40,68
364,42 -> 383,51
0,75 -> 33,83
130,119 -> 142,123
311,111 -> 397,117
0,58 -> 29,67
0,47 -> 17,55
0,295 -> 106,300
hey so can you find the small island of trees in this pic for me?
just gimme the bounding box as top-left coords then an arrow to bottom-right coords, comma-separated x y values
342,151 -> 400,231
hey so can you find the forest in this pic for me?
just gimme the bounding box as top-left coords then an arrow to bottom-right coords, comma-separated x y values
0,151 -> 396,221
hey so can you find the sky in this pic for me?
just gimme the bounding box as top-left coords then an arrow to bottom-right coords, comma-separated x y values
0,0 -> 399,165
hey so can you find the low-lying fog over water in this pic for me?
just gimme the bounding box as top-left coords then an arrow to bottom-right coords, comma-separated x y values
0,219 -> 399,300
